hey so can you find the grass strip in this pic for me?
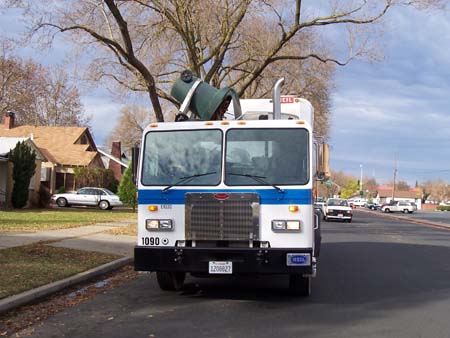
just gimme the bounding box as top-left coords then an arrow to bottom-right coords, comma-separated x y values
105,223 -> 137,236
0,244 -> 120,299
0,210 -> 136,232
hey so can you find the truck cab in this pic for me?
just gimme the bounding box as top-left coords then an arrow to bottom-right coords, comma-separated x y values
134,78 -> 329,296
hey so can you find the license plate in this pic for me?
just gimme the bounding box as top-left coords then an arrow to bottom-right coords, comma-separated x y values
287,253 -> 311,266
209,261 -> 233,274
338,213 -> 343,217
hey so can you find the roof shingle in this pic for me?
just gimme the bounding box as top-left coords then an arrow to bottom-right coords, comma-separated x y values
0,126 -> 97,166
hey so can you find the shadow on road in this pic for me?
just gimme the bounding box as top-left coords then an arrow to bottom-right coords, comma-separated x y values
174,241 -> 450,306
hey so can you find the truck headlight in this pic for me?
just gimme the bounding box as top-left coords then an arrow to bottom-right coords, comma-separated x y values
286,221 -> 301,230
272,220 -> 301,232
146,219 -> 173,231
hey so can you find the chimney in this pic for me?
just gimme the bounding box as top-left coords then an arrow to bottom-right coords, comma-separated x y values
110,141 -> 123,181
4,111 -> 15,129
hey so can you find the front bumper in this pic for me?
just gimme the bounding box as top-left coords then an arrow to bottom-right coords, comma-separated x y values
134,246 -> 314,275
327,215 -> 352,220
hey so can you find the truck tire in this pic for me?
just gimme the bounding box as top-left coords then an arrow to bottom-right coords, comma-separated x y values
289,274 -> 311,297
156,271 -> 186,291
403,209 -> 409,214
384,208 -> 390,213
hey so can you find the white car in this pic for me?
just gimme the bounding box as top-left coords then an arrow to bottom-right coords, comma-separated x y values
381,201 -> 417,214
348,198 -> 367,207
51,187 -> 123,210
323,198 -> 353,222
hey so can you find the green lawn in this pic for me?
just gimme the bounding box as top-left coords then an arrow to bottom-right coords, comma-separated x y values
0,209 -> 137,232
0,244 -> 120,299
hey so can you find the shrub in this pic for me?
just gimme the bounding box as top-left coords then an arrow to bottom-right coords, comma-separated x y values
9,141 -> 36,209
117,162 -> 137,211
39,184 -> 52,207
437,206 -> 450,211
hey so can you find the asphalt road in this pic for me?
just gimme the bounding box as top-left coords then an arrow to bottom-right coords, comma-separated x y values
25,211 -> 450,338
387,209 -> 450,225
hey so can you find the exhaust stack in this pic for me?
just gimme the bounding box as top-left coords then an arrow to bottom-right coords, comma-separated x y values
272,78 -> 285,120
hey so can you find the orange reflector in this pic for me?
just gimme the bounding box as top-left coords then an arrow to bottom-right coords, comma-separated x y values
289,205 -> 299,212
295,98 -> 300,103
296,121 -> 305,125
148,205 -> 158,212
150,123 -> 158,128
237,121 -> 246,125
221,121 -> 230,125
205,122 -> 213,126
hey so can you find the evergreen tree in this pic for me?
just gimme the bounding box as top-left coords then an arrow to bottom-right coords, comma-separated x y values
117,162 -> 137,211
9,141 -> 36,208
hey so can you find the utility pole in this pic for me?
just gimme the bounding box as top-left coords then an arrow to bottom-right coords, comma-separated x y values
360,164 -> 363,197
392,154 -> 398,201
392,168 -> 397,201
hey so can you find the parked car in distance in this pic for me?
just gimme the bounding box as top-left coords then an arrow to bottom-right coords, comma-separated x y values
51,187 -> 123,210
347,198 -> 367,207
314,203 -> 324,216
381,201 -> 417,214
366,202 -> 380,210
323,198 -> 353,222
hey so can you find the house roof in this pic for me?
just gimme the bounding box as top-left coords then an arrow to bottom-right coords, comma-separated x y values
377,187 -> 421,199
0,137 -> 46,160
0,126 -> 97,166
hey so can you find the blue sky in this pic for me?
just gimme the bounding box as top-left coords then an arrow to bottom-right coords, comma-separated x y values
330,6 -> 450,185
1,4 -> 449,186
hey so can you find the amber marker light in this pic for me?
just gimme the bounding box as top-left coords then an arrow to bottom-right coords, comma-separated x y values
221,121 -> 230,125
237,121 -> 246,125
148,205 -> 158,212
150,123 -> 158,128
295,98 -> 300,103
205,121 -> 214,126
289,205 -> 299,212
296,121 -> 305,125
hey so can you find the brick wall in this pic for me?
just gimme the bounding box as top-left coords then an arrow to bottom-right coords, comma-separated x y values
421,203 -> 438,211
110,141 -> 123,182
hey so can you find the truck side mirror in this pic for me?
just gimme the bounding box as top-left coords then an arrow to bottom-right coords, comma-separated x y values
317,143 -> 330,182
131,145 -> 140,186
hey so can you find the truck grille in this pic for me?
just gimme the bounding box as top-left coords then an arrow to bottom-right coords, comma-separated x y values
185,193 -> 259,241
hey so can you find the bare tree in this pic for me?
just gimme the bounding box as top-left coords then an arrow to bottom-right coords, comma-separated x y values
107,105 -> 155,150
4,0 -> 444,132
0,46 -> 88,126
421,179 -> 449,203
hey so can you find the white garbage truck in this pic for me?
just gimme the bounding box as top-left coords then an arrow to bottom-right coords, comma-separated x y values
134,72 -> 330,296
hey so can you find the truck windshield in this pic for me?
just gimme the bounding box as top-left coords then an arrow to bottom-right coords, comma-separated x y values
141,129 -> 222,186
225,128 -> 309,186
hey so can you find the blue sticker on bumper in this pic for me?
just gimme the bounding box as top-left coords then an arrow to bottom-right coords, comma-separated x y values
286,253 -> 311,266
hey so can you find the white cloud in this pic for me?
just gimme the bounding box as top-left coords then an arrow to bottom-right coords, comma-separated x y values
82,96 -> 123,147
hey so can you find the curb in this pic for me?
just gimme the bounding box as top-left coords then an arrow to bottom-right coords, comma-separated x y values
356,209 -> 450,231
0,256 -> 133,316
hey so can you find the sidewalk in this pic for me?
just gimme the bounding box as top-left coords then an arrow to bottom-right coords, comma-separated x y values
0,219 -> 136,314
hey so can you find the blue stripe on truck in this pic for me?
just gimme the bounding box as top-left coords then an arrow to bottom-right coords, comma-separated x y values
138,188 -> 312,205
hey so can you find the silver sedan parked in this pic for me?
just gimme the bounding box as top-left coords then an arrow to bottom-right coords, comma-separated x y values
51,187 -> 123,210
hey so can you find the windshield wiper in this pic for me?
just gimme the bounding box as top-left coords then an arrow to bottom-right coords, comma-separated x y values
162,171 -> 217,192
227,173 -> 284,193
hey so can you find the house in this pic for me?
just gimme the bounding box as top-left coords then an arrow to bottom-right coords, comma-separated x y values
374,186 -> 422,210
0,136 -> 46,207
0,112 -> 104,195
